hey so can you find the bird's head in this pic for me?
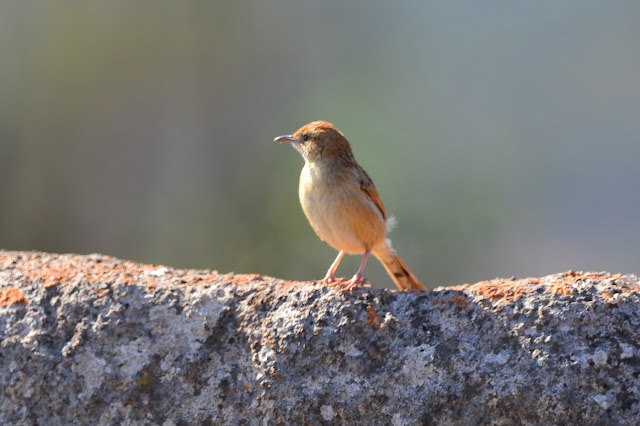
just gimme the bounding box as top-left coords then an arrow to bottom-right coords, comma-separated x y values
274,121 -> 354,164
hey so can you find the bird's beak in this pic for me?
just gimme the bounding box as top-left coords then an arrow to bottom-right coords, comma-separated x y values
274,134 -> 296,143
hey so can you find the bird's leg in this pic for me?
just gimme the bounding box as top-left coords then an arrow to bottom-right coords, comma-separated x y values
323,250 -> 345,283
340,249 -> 371,292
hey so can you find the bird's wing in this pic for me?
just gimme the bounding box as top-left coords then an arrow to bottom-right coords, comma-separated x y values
357,166 -> 387,220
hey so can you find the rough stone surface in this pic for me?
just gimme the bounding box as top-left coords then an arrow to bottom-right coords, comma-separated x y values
1,250 -> 639,425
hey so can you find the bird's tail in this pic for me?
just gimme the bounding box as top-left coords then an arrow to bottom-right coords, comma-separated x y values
373,243 -> 425,291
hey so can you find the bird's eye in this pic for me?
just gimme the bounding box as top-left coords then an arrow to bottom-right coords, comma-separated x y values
302,134 -> 309,142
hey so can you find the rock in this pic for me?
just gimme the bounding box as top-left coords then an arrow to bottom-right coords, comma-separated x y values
1,250 -> 639,424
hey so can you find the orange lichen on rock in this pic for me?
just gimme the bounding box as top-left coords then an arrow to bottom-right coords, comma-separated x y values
27,266 -> 84,288
560,270 -> 622,284
601,291 -> 614,299
223,273 -> 265,286
450,293 -> 470,307
466,271 -> 639,305
366,305 -> 381,328
279,279 -> 314,290
547,280 -> 573,297
548,271 -> 625,297
0,251 -> 280,298
7,252 -> 178,292
0,254 -> 16,269
177,271 -> 220,286
0,287 -> 27,306
470,273 -> 577,303
432,292 -> 471,308
471,279 -> 536,303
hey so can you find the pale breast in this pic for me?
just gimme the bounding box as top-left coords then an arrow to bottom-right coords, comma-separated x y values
298,163 -> 387,254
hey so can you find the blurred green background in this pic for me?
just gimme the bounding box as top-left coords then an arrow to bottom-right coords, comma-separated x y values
1,2 -> 638,289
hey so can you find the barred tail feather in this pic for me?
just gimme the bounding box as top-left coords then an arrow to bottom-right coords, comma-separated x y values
373,245 -> 425,291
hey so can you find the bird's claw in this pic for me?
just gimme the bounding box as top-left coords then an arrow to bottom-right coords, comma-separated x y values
315,276 -> 347,286
316,274 -> 368,292
328,277 -> 348,286
337,276 -> 368,293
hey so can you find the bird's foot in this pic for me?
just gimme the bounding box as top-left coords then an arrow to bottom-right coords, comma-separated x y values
315,276 -> 347,286
323,275 -> 336,284
338,275 -> 368,293
328,277 -> 349,286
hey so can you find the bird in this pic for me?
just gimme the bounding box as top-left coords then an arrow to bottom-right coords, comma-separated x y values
274,120 -> 425,292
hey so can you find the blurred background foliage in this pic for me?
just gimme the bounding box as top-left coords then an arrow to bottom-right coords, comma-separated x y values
1,2 -> 638,289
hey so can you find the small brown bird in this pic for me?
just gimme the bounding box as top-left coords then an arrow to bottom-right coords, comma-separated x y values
274,121 -> 425,292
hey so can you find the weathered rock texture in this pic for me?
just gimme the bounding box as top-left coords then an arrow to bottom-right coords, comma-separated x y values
1,250 -> 639,424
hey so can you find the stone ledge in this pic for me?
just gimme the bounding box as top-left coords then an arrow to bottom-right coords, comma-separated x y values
1,250 -> 639,424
